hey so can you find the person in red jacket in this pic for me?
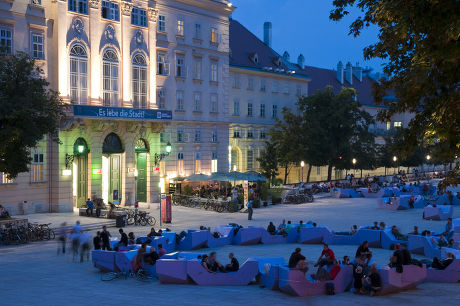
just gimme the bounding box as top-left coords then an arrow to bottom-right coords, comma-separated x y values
315,243 -> 335,270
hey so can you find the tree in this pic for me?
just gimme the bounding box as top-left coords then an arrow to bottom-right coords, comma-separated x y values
0,52 -> 65,178
257,141 -> 279,186
331,0 -> 460,188
294,86 -> 376,181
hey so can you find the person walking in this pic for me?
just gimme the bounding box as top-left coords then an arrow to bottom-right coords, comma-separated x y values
247,199 -> 253,220
79,231 -> 91,262
57,222 -> 67,255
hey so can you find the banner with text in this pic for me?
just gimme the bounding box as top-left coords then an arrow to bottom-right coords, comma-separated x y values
73,105 -> 172,121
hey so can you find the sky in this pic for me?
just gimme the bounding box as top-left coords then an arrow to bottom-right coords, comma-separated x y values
230,0 -> 385,72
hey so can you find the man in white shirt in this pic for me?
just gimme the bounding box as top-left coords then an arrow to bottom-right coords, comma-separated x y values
79,231 -> 91,262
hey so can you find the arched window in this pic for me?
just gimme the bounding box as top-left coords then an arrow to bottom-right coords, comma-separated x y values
132,54 -> 147,109
102,133 -> 124,154
102,49 -> 119,107
69,44 -> 88,104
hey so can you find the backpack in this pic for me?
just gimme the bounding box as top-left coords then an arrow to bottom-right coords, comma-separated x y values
325,282 -> 335,295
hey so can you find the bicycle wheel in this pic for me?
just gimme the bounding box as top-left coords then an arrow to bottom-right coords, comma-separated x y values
140,218 -> 147,226
48,229 -> 55,240
147,216 -> 156,226
127,217 -> 135,225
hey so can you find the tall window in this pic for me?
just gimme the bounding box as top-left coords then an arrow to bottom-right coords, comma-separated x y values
193,58 -> 202,80
31,33 -> 44,59
260,130 -> 266,139
211,131 -> 218,143
68,0 -> 88,14
157,88 -> 165,108
176,56 -> 185,77
160,132 -> 166,143
272,105 -> 278,118
260,103 -> 265,118
0,28 -> 13,55
176,90 -> 184,111
210,61 -> 218,82
132,54 -> 147,108
102,50 -> 119,106
32,153 -> 44,182
194,130 -> 201,142
247,102 -> 253,117
195,152 -> 201,173
232,74 -> 240,88
260,79 -> 266,92
101,1 -> 119,21
210,94 -> 218,113
1,172 -> 13,185
211,152 -> 218,173
177,19 -> 184,36
247,78 -> 254,90
233,130 -> 240,138
131,7 -> 147,27
247,130 -> 254,138
177,129 -> 184,142
247,150 -> 253,170
158,15 -> 166,32
272,81 -> 279,92
177,152 -> 184,175
211,27 -> 218,43
69,45 -> 88,104
195,24 -> 201,39
157,53 -> 169,75
193,92 -> 201,112
394,121 -> 402,128
233,99 -> 240,116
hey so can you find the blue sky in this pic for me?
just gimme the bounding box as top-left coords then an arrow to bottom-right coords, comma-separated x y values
230,0 -> 384,72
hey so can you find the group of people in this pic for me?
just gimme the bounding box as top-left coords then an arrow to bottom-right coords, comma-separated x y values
58,221 -> 92,262
201,252 -> 239,273
266,219 -> 318,237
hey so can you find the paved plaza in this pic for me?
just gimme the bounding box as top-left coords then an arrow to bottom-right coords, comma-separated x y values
2,195 -> 460,306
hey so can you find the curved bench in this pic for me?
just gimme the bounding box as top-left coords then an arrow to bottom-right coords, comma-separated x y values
261,230 -> 287,244
92,250 -> 117,272
186,259 -> 258,286
423,205 -> 453,221
278,265 -> 353,296
178,230 -> 209,250
298,227 -> 331,244
233,227 -> 264,245
378,265 -> 426,294
426,259 -> 460,283
207,226 -> 234,248
156,259 -> 191,284
250,257 -> 286,290
380,230 -> 406,250
408,235 -> 441,258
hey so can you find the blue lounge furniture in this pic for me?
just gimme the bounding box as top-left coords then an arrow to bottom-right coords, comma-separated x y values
233,227 -> 264,245
261,230 -> 287,244
356,228 -> 381,248
423,205 -> 453,220
207,225 -> 234,248
297,226 -> 331,244
381,230 -> 406,249
378,265 -> 426,294
161,232 -> 177,252
115,250 -> 138,273
250,257 -> 285,290
92,250 -> 117,272
156,259 -> 191,284
399,195 -> 425,209
286,229 -> 299,243
331,188 -> 362,198
186,259 -> 258,286
408,235 -> 441,258
178,230 -> 209,250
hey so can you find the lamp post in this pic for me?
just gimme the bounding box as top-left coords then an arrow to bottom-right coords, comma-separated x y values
393,156 -> 397,174
352,158 -> 357,176
300,161 -> 305,183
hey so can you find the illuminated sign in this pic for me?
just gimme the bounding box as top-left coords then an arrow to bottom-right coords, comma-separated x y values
62,169 -> 72,176
92,169 -> 102,174
128,168 -> 136,173
73,105 -> 172,121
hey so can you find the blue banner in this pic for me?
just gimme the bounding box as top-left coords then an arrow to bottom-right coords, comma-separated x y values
73,105 -> 172,121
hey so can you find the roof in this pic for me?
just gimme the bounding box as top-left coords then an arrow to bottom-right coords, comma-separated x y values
229,19 -> 310,80
305,65 -> 380,107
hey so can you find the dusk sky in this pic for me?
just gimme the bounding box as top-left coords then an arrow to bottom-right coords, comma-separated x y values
231,0 -> 385,72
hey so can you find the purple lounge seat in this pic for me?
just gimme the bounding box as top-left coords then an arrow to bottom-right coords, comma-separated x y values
156,259 -> 191,284
423,205 -> 453,221
278,265 -> 353,296
250,257 -> 286,290
426,259 -> 460,283
186,259 -> 258,286
378,197 -> 405,210
178,230 -> 209,250
441,247 -> 460,259
207,226 -> 234,248
261,230 -> 287,244
408,235 -> 441,258
233,227 -> 264,245
297,226 -> 331,244
92,250 -> 117,272
381,230 -> 406,250
378,265 -> 426,294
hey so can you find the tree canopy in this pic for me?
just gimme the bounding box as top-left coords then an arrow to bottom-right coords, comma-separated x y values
330,0 -> 460,187
0,52 -> 65,178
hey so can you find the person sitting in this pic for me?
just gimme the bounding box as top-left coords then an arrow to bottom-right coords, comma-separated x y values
201,255 -> 215,273
225,253 -> 239,272
355,241 -> 373,265
447,239 -> 455,248
444,218 -> 454,240
329,260 -> 341,279
421,230 -> 431,236
315,243 -> 335,270
85,198 -> 94,216
408,194 -> 415,208
408,226 -> 419,235
350,225 -> 358,235
0,205 -> 10,219
399,244 -> 412,265
363,263 -> 381,296
133,243 -> 147,273
296,220 -> 305,231
143,247 -> 159,266
431,252 -> 455,270
342,256 -> 351,265
432,234 -> 448,248
285,221 -> 293,233
118,228 -> 128,247
379,222 -> 386,231
147,227 -> 161,238
207,252 -> 225,273
391,225 -> 408,241
267,222 -> 276,235
277,219 -> 288,236
128,232 -> 135,245
288,247 -> 308,273
158,244 -> 166,257
370,221 -> 380,230
353,265 -> 364,294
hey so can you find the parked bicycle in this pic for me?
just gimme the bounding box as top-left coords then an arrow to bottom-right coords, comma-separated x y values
126,210 -> 156,226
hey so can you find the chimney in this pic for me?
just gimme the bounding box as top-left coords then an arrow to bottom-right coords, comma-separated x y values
297,54 -> 305,69
283,51 -> 290,62
337,61 -> 344,84
345,62 -> 353,85
352,62 -> 363,82
263,22 -> 272,47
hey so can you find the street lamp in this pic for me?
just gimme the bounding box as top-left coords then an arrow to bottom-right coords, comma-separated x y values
352,158 -> 357,176
166,142 -> 172,154
393,156 -> 398,174
300,161 -> 305,183
393,156 -> 397,162
233,165 -> 237,172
